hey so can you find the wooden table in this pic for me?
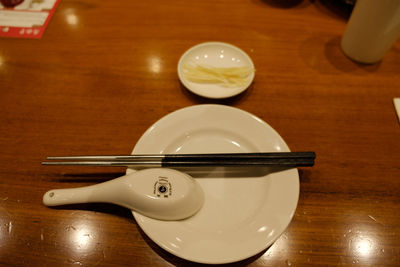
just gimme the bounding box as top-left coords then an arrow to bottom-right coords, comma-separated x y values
0,0 -> 399,266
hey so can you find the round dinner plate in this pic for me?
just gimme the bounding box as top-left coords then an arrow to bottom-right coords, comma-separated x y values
177,42 -> 255,99
128,105 -> 299,264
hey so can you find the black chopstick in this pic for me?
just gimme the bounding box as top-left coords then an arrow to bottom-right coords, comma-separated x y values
43,152 -> 316,167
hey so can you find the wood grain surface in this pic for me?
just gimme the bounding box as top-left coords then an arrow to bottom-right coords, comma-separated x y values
0,0 -> 399,266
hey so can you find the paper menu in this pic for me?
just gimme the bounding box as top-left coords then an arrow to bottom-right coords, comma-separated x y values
394,98 -> 400,123
0,0 -> 60,38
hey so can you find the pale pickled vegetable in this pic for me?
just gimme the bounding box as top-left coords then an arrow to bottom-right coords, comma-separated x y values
183,63 -> 254,87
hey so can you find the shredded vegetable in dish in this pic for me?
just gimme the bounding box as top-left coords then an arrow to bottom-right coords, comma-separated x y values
183,63 -> 254,88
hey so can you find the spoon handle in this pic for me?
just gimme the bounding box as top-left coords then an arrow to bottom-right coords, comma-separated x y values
42,182 -> 118,207
43,186 -> 95,206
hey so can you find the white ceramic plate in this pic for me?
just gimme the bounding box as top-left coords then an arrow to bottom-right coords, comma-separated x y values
128,105 -> 299,264
177,42 -> 255,99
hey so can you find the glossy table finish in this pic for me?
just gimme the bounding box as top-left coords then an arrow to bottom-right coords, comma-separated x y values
0,0 -> 399,266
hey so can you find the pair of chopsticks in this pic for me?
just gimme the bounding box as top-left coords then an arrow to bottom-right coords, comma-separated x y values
42,152 -> 316,167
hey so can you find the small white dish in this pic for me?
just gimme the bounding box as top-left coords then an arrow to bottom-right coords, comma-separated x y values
177,42 -> 255,99
128,105 -> 299,264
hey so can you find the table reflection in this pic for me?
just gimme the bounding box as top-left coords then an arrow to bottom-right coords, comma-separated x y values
354,236 -> 374,256
64,219 -> 96,253
346,225 -> 380,261
148,55 -> 162,74
64,9 -> 79,27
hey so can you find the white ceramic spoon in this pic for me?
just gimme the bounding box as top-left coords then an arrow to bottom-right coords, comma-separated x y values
43,168 -> 204,220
